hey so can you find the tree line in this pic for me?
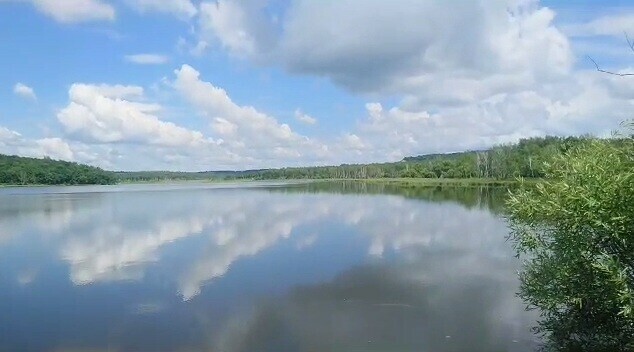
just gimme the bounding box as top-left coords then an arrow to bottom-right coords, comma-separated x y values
113,169 -> 265,182
2,135 -> 627,185
0,154 -> 116,185
234,135 -> 598,181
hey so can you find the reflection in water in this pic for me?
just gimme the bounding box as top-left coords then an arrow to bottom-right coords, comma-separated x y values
177,199 -> 332,300
214,264 -> 530,352
275,180 -> 510,214
0,193 -> 80,244
0,183 -> 538,351
61,215 -> 207,285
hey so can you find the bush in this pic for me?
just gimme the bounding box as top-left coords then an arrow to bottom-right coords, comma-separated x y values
507,137 -> 634,351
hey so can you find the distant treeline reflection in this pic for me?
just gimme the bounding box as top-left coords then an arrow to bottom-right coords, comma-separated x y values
268,181 -> 508,214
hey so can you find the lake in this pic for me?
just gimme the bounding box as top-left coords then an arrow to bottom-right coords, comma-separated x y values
0,182 -> 539,351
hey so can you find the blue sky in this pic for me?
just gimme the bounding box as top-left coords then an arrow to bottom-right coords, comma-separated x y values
1,0 -> 633,171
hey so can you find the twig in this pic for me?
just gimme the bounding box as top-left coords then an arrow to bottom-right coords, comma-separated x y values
625,31 -> 634,54
587,55 -> 634,76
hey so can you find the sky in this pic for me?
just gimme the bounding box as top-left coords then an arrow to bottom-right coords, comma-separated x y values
0,0 -> 633,171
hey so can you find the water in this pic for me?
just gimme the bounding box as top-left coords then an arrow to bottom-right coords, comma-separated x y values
0,182 -> 539,351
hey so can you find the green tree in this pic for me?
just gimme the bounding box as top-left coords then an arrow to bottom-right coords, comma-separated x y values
507,136 -> 634,351
0,154 -> 116,185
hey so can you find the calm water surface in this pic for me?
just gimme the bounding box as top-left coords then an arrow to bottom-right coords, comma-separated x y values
0,182 -> 539,351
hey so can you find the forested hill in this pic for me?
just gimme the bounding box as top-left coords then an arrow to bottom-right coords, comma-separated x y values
229,136 -> 596,180
0,154 -> 116,185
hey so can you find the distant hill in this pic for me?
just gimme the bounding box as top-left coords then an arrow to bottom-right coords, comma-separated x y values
0,154 -> 116,185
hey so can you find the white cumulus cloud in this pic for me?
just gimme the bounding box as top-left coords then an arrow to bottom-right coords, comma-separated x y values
57,83 -> 215,147
173,64 -> 329,164
0,126 -> 75,161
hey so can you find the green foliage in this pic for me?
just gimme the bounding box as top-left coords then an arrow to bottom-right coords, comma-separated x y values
0,154 -> 116,185
233,135 -> 591,181
114,169 -> 265,182
507,137 -> 634,351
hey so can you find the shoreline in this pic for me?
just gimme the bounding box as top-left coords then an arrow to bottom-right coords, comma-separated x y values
250,177 -> 538,187
0,177 -> 540,188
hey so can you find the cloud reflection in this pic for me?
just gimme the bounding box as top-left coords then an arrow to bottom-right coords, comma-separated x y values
2,186 -> 517,302
177,198 -> 331,300
61,216 -> 207,285
0,185 -> 538,351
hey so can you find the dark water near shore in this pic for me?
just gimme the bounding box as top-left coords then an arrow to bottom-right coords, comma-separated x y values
0,182 -> 538,351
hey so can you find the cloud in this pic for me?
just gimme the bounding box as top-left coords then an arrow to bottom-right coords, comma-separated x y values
0,124 -> 154,170
124,54 -> 169,65
173,64 -> 329,165
10,64 -> 634,170
197,0 -> 277,58
182,0 -> 634,162
345,70 -> 634,161
33,138 -> 75,160
196,0 -> 572,97
13,83 -> 36,100
187,0 -> 633,162
0,126 -> 75,161
125,0 -> 197,19
340,133 -> 367,153
47,73 -> 334,169
4,1 -> 633,170
3,0 -> 115,23
57,83 -> 216,148
0,126 -> 22,143
294,109 -> 316,125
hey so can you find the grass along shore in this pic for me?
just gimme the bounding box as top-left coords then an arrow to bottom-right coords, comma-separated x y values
347,177 -> 523,186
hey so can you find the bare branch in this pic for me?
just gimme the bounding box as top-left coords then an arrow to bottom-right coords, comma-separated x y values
625,31 -> 634,54
587,55 -> 634,76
